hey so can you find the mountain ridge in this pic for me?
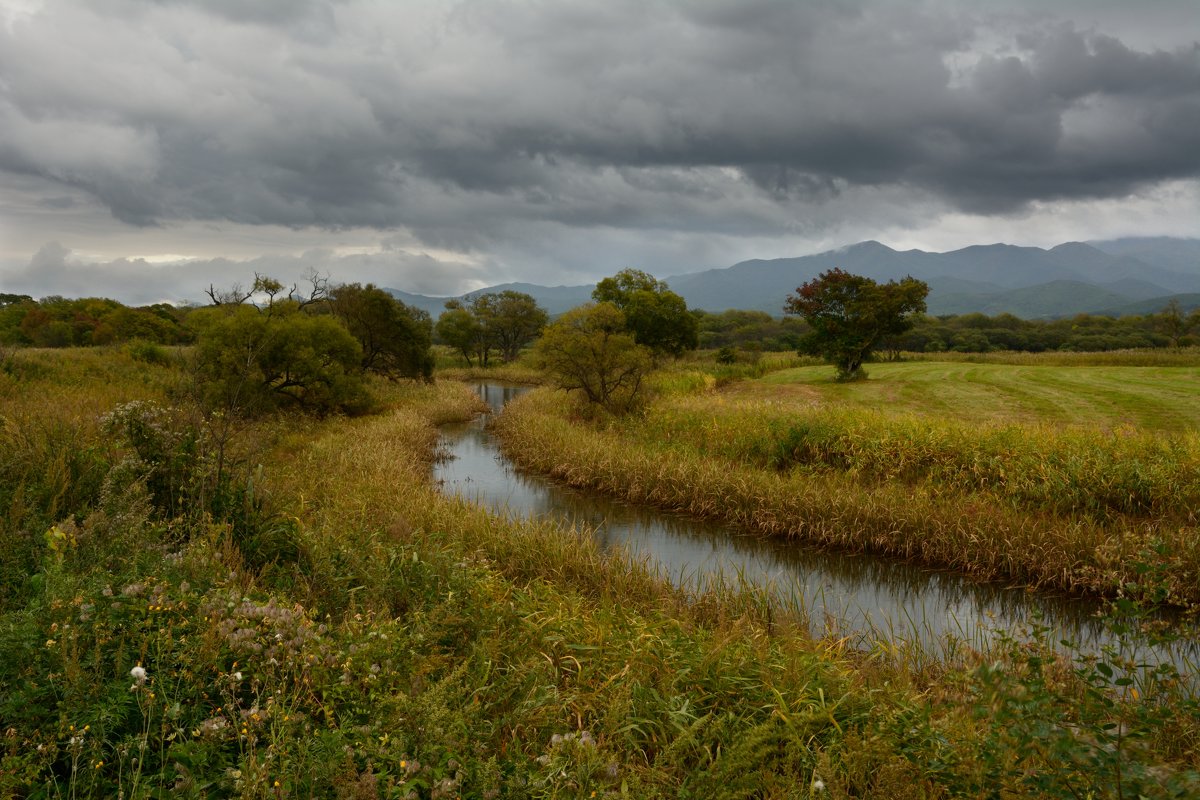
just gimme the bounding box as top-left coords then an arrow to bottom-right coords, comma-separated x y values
386,237 -> 1200,320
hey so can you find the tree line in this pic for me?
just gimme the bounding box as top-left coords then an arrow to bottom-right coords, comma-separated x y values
696,301 -> 1199,355
7,283 -> 1193,361
5,267 -> 1198,414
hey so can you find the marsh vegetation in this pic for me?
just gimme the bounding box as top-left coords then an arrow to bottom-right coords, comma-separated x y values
2,340 -> 1199,797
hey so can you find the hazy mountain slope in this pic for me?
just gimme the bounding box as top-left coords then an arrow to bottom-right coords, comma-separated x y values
387,238 -> 1200,319
1090,238 -> 1200,290
1099,293 -> 1200,317
929,281 -> 1132,318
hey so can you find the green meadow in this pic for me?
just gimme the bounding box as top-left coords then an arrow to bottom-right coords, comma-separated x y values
2,345 -> 1199,797
753,358 -> 1200,432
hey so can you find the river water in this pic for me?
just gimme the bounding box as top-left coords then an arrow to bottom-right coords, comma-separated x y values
434,382 -> 1197,664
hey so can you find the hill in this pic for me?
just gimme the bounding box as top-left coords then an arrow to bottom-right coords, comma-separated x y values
387,237 -> 1200,319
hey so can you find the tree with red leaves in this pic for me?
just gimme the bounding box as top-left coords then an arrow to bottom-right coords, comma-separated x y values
784,268 -> 928,380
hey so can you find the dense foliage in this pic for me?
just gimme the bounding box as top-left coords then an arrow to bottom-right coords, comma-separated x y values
893,307 -> 1195,354
785,269 -> 929,380
329,282 -> 434,380
434,290 -> 548,366
0,294 -> 191,347
693,308 -> 808,352
593,269 -> 699,356
534,302 -> 653,414
189,301 -> 371,417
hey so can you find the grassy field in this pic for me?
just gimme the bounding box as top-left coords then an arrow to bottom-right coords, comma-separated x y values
3,347 -> 1200,797
749,360 -> 1200,432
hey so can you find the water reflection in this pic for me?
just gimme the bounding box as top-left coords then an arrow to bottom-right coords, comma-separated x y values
434,382 -> 1198,663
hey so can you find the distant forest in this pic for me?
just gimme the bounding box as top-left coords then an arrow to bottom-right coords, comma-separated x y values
1,292 -> 1194,355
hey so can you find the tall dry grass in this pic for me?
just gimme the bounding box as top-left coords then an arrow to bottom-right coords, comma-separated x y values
492,389 -> 1200,605
621,394 -> 1200,522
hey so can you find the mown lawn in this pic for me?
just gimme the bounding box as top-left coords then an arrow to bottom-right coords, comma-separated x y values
748,360 -> 1200,432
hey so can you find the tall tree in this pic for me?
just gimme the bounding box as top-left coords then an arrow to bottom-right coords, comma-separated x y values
592,268 -> 698,356
435,291 -> 548,365
435,300 -> 487,366
784,268 -> 928,381
475,290 -> 548,363
329,283 -> 434,380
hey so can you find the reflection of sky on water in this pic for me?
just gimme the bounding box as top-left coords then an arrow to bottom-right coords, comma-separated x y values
433,383 -> 1198,666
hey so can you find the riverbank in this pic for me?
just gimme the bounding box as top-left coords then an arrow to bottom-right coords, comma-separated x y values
491,362 -> 1200,607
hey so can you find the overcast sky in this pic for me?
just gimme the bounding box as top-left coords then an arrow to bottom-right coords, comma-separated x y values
1,0 -> 1198,304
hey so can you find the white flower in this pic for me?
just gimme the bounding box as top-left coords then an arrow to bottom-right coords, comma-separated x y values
233,671 -> 243,681
130,665 -> 147,685
811,778 -> 826,792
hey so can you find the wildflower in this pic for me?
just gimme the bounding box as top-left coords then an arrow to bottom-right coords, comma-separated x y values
233,671 -> 243,681
130,665 -> 148,686
812,777 -> 826,792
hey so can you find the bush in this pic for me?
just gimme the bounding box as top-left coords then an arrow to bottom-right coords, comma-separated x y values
535,303 -> 653,415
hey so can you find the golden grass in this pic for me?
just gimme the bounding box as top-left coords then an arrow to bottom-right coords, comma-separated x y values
492,388 -> 1200,605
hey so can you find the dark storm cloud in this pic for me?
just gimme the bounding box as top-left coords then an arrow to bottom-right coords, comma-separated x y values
1,0 -> 1198,248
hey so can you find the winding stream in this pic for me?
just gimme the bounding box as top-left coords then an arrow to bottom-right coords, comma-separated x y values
435,382 -> 1197,665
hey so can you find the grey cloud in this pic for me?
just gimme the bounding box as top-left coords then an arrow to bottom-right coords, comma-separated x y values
0,0 -> 1198,250
36,196 -> 78,210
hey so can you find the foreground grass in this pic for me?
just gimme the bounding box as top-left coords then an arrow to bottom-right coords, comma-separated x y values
2,348 -> 1199,797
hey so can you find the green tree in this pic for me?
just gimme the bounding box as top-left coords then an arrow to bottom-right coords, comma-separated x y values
435,291 -> 549,366
435,300 -> 487,366
592,269 -> 699,356
534,302 -> 653,414
329,283 -> 434,380
784,268 -> 928,380
471,290 -> 548,363
190,299 -> 370,417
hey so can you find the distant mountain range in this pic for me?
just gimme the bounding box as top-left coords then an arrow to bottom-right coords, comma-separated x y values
387,237 -> 1200,320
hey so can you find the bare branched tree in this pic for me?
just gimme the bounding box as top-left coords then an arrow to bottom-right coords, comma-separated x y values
290,268 -> 331,310
205,282 -> 254,306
